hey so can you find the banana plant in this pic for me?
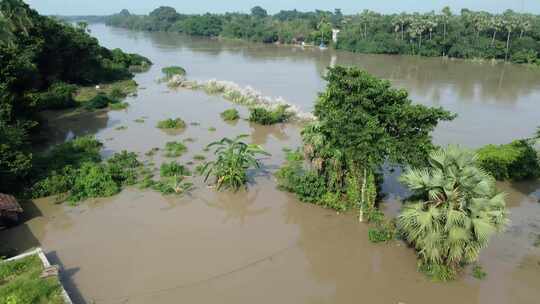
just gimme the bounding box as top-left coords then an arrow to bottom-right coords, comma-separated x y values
201,135 -> 270,191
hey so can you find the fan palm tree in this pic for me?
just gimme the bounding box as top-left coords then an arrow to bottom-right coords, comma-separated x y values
397,146 -> 508,272
0,0 -> 33,36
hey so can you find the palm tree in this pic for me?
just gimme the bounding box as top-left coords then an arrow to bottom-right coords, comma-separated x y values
0,12 -> 14,46
0,0 -> 33,36
440,6 -> 452,40
398,146 -> 508,273
490,16 -> 503,46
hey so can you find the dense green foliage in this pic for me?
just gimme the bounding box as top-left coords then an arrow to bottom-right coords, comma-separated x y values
277,66 -> 453,218
0,255 -> 64,304
398,146 -> 508,280
248,105 -> 291,125
476,140 -> 540,180
30,137 -> 143,203
202,135 -> 270,191
157,118 -> 186,129
161,66 -> 186,78
0,0 -> 151,195
107,6 -> 540,64
220,109 -> 240,121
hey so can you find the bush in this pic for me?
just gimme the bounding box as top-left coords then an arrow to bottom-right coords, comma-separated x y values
68,162 -> 120,203
248,105 -> 291,125
109,87 -> 127,99
109,102 -> 129,110
164,141 -> 187,157
220,109 -> 240,121
368,222 -> 396,243
472,264 -> 487,280
35,82 -> 78,110
106,151 -> 141,186
418,261 -> 457,282
160,162 -> 191,177
84,93 -> 118,110
157,118 -> 186,129
161,66 -> 186,78
476,140 -> 540,180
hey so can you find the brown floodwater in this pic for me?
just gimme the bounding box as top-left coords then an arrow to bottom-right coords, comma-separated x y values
1,24 -> 540,304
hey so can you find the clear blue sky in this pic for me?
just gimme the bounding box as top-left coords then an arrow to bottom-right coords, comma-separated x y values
26,0 -> 538,16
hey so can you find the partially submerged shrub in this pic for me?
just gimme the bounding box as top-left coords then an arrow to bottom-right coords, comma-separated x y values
193,154 -> 206,161
164,141 -> 187,157
106,151 -> 141,186
68,162 -> 120,203
472,264 -> 487,280
160,162 -> 191,177
476,140 -> 540,180
220,109 -> 240,121
248,105 -> 292,125
162,66 -> 186,78
157,118 -> 186,130
201,135 -> 270,191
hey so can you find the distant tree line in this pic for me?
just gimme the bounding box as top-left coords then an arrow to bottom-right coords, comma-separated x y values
105,6 -> 540,64
0,0 -> 150,194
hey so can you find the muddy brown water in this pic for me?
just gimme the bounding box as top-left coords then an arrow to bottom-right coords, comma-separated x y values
1,24 -> 540,304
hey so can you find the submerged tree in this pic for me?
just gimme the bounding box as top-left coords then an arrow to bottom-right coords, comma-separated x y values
398,146 -> 508,279
300,66 -> 455,220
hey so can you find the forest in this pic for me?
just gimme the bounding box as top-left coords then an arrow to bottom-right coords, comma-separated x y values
0,0 -> 151,194
105,6 -> 540,64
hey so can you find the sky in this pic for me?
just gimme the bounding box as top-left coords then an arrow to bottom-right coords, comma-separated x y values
26,0 -> 538,16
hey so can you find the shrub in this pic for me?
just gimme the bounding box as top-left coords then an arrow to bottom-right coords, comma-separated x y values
368,222 -> 396,243
160,162 -> 191,177
248,105 -> 291,125
162,66 -> 186,78
35,82 -> 78,110
157,118 -> 186,129
220,109 -> 240,121
472,264 -> 487,280
418,262 -> 457,282
68,162 -> 120,203
476,140 -> 540,180
84,93 -> 118,110
109,87 -> 127,99
106,151 -> 141,186
164,141 -> 188,157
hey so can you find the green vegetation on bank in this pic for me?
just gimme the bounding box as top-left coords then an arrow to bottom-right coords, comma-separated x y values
201,135 -> 270,191
0,0 -> 151,195
30,137 -> 144,203
0,255 -> 64,304
107,5 -> 540,64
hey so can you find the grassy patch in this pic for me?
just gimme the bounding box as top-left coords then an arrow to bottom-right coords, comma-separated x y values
164,141 -> 188,157
208,127 -> 217,132
0,255 -> 64,304
74,79 -> 138,103
109,102 -> 129,110
183,138 -> 196,143
248,105 -> 292,125
157,118 -> 186,130
115,125 -> 127,131
134,118 -> 145,123
220,109 -> 240,121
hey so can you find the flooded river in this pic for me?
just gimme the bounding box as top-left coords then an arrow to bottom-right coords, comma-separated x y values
1,24 -> 540,304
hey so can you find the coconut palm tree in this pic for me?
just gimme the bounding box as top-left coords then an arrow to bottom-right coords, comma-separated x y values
398,146 -> 508,273
489,16 -> 503,46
